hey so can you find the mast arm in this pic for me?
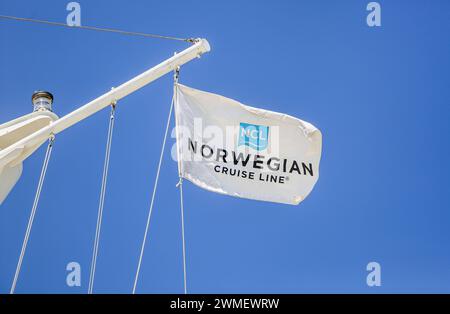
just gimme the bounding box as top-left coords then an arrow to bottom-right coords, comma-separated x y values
0,38 -> 210,167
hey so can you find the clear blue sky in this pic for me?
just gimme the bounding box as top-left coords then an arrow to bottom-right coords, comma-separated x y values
1,0 -> 449,293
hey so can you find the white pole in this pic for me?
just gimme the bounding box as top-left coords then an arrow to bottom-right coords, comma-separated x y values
0,39 -> 210,167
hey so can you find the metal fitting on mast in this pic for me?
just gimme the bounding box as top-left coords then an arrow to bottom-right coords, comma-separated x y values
174,66 -> 180,83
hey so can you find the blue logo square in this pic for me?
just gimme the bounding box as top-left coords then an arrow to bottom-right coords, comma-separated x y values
238,123 -> 269,151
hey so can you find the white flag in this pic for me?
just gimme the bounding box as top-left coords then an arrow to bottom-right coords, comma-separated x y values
174,84 -> 322,205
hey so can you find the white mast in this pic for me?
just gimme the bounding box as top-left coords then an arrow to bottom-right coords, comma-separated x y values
0,39 -> 210,203
0,38 -> 209,166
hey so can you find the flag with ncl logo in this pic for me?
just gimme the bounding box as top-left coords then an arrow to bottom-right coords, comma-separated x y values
174,84 -> 322,205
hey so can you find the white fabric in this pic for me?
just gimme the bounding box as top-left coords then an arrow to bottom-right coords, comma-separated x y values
174,84 -> 322,205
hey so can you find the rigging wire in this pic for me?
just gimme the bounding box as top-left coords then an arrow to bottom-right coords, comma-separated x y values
0,14 -> 194,43
10,136 -> 55,294
173,70 -> 188,294
88,104 -> 116,294
132,92 -> 175,294
176,177 -> 188,294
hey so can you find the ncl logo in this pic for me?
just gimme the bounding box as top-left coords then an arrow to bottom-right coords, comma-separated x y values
238,123 -> 269,151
